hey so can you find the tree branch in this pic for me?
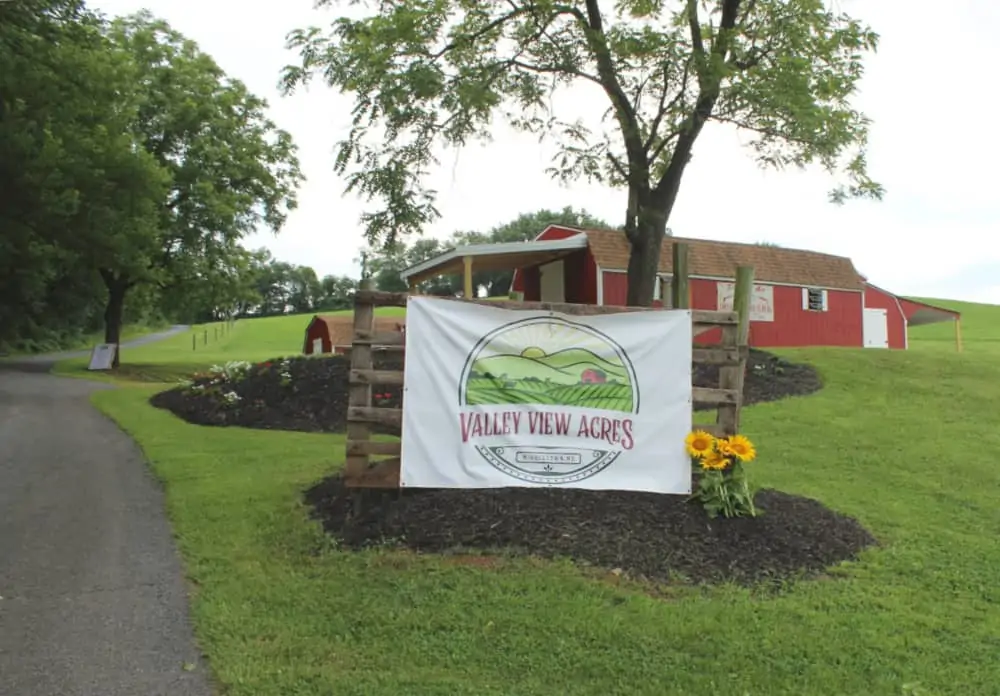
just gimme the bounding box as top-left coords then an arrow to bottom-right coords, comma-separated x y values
653,0 -> 742,205
580,0 -> 647,185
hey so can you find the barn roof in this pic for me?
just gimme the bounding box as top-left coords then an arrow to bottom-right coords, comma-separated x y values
579,227 -> 865,291
306,314 -> 404,350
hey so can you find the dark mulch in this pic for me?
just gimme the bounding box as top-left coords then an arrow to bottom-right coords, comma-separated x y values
150,354 -> 404,435
304,475 -> 877,586
150,348 -> 821,433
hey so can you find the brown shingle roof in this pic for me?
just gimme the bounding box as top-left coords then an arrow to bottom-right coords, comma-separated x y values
583,228 -> 864,291
314,315 -> 404,348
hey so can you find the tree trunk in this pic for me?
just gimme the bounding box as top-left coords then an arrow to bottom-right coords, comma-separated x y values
625,205 -> 669,307
101,272 -> 128,368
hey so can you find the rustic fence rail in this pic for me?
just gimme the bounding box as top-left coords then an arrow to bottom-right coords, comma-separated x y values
344,282 -> 752,489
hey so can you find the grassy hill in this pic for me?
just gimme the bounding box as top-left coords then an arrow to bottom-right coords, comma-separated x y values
907,298 -> 998,354
53,307 -> 405,382
86,297 -> 1000,694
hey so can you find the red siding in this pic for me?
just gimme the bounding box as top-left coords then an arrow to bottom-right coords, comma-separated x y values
510,227 -> 597,303
863,285 -> 908,350
601,271 -> 863,348
303,318 -> 332,354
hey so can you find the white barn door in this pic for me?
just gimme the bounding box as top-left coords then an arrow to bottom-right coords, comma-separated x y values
539,260 -> 565,302
863,308 -> 889,348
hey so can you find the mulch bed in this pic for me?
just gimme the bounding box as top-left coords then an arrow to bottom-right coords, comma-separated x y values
150,348 -> 821,433
304,475 -> 877,586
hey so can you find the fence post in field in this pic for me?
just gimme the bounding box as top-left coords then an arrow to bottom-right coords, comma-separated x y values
192,334 -> 196,351
671,242 -> 690,309
214,326 -> 218,341
203,329 -> 208,346
716,266 -> 754,435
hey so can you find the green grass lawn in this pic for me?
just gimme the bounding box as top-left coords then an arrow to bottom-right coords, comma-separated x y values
87,297 -> 1000,695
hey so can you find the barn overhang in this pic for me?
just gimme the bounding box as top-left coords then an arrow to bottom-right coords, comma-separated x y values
399,234 -> 589,291
899,298 -> 961,327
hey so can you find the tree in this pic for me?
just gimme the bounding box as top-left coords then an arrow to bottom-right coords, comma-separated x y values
81,12 -> 303,363
0,0 -> 152,351
316,274 -> 358,311
283,0 -> 881,306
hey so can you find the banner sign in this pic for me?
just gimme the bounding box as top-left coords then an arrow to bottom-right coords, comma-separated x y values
400,298 -> 693,494
717,282 -> 774,322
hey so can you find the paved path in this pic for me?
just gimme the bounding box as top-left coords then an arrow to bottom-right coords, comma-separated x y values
1,324 -> 190,367
0,328 -> 212,695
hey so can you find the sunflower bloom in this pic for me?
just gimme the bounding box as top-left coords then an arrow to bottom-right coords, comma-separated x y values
717,438 -> 735,457
726,434 -> 756,462
700,450 -> 728,471
685,430 -> 715,458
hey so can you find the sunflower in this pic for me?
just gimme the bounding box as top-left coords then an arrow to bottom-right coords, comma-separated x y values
726,434 -> 756,462
700,450 -> 728,470
716,438 -> 735,457
685,430 -> 715,458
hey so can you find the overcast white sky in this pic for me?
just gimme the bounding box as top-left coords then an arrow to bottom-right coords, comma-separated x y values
92,0 -> 1000,304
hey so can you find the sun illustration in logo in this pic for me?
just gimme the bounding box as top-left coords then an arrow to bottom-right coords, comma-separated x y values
458,316 -> 639,485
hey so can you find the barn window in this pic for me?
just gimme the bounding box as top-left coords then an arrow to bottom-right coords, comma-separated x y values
802,287 -> 829,312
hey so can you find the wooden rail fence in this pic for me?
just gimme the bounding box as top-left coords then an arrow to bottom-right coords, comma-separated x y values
345,278 -> 752,489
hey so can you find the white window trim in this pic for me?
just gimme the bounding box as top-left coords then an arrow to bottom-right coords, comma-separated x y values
801,287 -> 829,312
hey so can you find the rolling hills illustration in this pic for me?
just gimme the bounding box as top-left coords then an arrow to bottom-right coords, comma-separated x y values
469,347 -> 630,386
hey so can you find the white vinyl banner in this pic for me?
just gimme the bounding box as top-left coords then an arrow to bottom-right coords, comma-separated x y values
400,297 -> 693,494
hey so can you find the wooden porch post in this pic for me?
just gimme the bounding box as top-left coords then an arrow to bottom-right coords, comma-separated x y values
671,243 -> 690,309
462,255 -> 473,298
955,317 -> 963,353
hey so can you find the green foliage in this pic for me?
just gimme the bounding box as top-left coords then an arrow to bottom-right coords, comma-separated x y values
284,0 -> 881,305
0,2 -> 304,353
693,463 -> 758,518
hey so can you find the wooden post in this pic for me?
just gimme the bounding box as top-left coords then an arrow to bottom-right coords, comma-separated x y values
716,266 -> 754,435
955,317 -> 963,353
214,326 -> 218,341
203,329 -> 208,345
732,266 -> 754,347
463,255 -> 474,299
671,243 -> 690,309
346,279 -> 375,482
192,334 -> 196,351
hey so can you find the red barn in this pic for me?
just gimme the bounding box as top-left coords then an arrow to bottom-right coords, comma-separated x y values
303,315 -> 405,355
400,226 -> 961,350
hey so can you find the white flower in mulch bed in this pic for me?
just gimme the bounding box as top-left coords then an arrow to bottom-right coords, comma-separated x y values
209,360 -> 253,383
222,391 -> 242,405
278,357 -> 293,386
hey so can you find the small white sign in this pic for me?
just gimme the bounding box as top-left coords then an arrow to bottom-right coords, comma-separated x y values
400,297 -> 693,494
717,282 -> 774,322
312,337 -> 323,354
87,344 -> 118,371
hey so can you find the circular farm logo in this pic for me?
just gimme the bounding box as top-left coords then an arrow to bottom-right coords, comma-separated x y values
457,316 -> 639,484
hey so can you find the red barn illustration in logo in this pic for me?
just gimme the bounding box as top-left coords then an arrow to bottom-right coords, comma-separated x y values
580,368 -> 607,384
